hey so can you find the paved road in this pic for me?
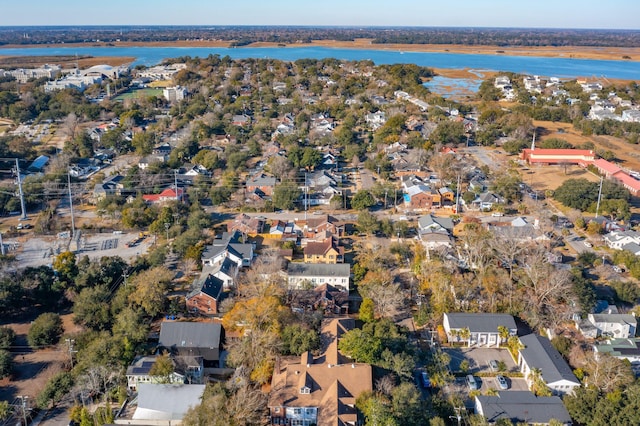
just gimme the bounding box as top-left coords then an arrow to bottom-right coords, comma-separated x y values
565,232 -> 595,255
463,146 -> 500,170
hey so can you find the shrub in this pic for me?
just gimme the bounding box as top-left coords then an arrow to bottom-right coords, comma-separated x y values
28,313 -> 63,347
0,327 -> 16,349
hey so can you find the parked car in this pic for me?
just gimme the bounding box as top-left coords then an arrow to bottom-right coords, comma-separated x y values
488,359 -> 498,372
584,241 -> 593,248
466,374 -> 479,390
421,371 -> 431,388
491,212 -> 504,217
496,375 -> 509,390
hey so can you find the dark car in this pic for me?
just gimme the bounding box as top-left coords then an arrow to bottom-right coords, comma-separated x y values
421,371 -> 431,388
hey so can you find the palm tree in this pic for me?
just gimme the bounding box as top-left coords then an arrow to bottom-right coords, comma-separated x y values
529,368 -> 552,397
459,327 -> 471,347
497,325 -> 510,347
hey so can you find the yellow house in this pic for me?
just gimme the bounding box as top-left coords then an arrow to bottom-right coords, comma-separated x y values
303,238 -> 344,264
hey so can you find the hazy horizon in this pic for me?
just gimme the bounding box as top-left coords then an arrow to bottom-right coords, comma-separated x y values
1,0 -> 638,30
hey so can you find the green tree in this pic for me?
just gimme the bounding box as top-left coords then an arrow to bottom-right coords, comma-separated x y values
357,211 -> 381,235
0,326 -> 16,349
52,251 -> 78,289
73,285 -> 112,331
0,400 -> 10,421
0,349 -> 12,379
272,182 -> 301,210
149,353 -> 174,383
551,335 -> 573,360
351,190 -> 376,210
128,266 -> 173,317
131,131 -> 155,155
431,120 -> 465,145
360,298 -> 376,323
28,313 -> 63,347
280,324 -> 320,356
36,371 -> 74,409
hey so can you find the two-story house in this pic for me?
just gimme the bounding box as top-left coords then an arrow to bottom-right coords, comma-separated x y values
158,321 -> 224,368
303,238 -> 344,264
577,313 -> 637,339
185,273 -> 224,315
268,319 -> 372,426
126,355 -> 204,391
443,313 -> 517,347
246,173 -> 277,197
286,263 -> 350,290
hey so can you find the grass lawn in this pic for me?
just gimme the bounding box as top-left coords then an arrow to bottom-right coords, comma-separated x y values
114,87 -> 163,101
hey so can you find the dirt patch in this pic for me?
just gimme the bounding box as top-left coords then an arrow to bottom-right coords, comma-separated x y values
521,164 -> 600,192
0,313 -> 82,402
534,120 -> 640,172
0,55 -> 135,69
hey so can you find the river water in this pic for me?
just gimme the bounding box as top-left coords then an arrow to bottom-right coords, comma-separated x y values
1,45 -> 638,98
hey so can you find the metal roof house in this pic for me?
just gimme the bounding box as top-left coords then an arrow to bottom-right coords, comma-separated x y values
475,391 -> 572,425
132,383 -> 206,424
443,313 -> 517,347
158,322 -> 223,367
517,334 -> 580,396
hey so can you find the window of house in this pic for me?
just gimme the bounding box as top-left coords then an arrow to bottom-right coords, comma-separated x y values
300,386 -> 310,394
274,407 -> 280,413
293,408 -> 302,415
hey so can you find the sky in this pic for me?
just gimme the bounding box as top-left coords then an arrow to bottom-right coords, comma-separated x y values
1,0 -> 638,29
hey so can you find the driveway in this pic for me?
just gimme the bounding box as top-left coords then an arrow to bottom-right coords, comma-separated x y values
444,347 -> 518,373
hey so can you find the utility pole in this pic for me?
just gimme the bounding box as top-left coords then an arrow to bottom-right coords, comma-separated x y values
455,174 -> 461,214
595,176 -> 604,218
65,338 -> 76,368
15,159 -> 27,220
174,169 -> 180,202
0,232 -> 4,256
68,169 -> 75,239
384,189 -> 388,209
304,172 -> 308,220
18,395 -> 28,426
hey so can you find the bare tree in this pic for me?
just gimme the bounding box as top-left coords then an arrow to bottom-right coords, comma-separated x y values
267,155 -> 294,180
62,113 -> 82,140
236,249 -> 286,299
585,353 -> 634,393
360,278 -> 406,318
520,248 -> 573,328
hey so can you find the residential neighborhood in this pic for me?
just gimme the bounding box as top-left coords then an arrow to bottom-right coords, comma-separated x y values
1,36 -> 640,426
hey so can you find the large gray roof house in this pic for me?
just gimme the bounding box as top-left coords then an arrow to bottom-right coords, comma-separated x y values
443,313 -> 517,347
475,391 -> 572,425
158,321 -> 223,367
518,334 -> 580,395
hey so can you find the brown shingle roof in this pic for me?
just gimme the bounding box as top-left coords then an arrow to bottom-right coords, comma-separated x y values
268,319 -> 372,426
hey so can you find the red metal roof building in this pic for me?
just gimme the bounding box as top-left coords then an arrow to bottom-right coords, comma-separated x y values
520,148 -> 596,165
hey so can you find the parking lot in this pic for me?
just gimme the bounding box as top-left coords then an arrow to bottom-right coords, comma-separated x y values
444,347 -> 518,373
14,232 -> 153,268
442,346 -> 530,399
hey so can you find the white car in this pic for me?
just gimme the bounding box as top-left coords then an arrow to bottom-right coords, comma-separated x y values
491,212 -> 504,217
584,241 -> 593,248
496,375 -> 509,390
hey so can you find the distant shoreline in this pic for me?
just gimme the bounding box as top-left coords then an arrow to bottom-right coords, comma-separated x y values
1,38 -> 639,62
